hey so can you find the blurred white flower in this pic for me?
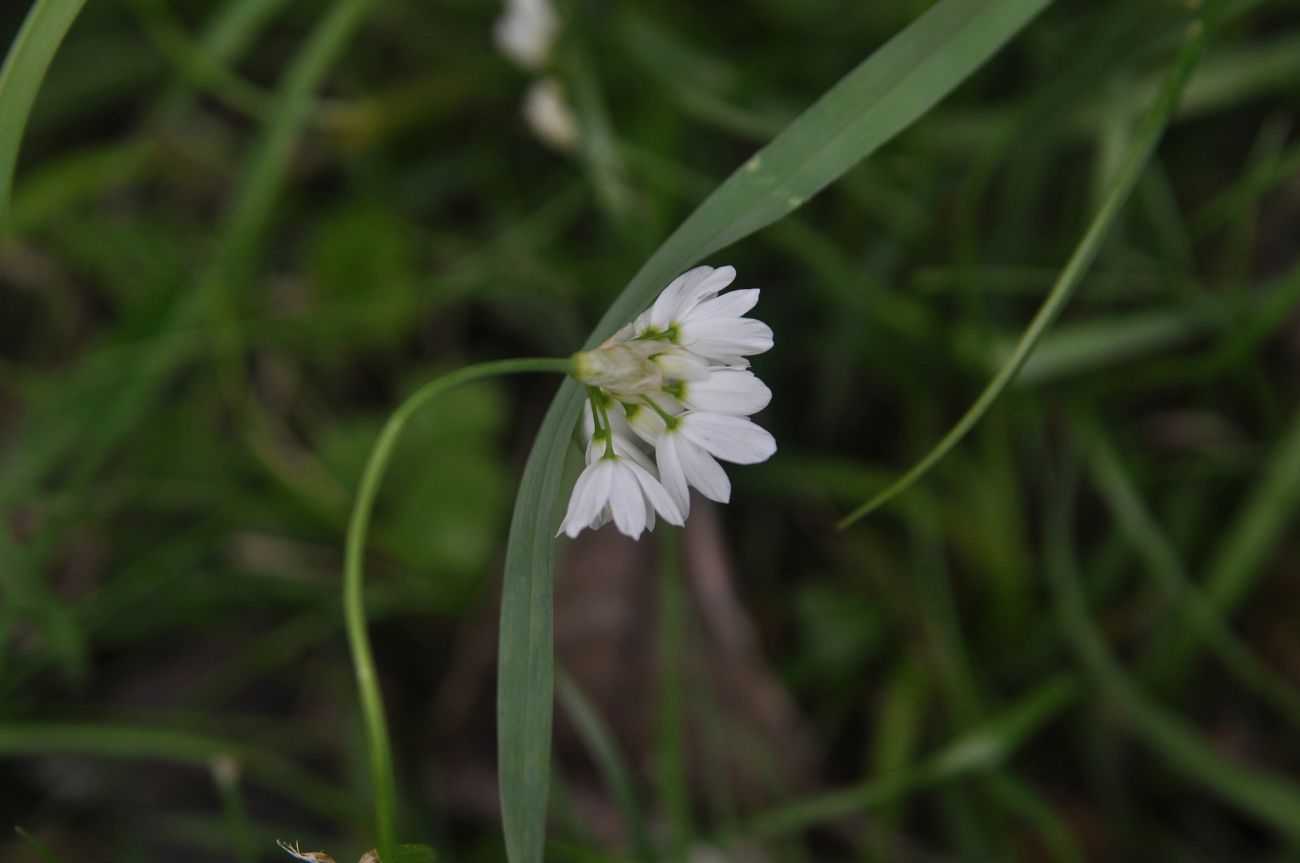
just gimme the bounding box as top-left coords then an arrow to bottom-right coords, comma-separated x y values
494,0 -> 558,70
564,265 -> 775,538
523,78 -> 579,152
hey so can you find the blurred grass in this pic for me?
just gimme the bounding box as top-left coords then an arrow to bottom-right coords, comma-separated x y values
2,0 -> 1300,861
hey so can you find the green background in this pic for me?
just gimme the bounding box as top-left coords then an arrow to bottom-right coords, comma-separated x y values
3,0 -> 1300,860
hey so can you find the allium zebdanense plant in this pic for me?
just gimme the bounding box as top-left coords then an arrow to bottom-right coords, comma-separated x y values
341,265 -> 773,862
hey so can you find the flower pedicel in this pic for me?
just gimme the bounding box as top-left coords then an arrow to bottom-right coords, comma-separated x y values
561,265 -> 776,539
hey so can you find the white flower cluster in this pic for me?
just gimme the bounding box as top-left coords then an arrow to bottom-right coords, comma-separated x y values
560,266 -> 776,540
494,0 -> 579,153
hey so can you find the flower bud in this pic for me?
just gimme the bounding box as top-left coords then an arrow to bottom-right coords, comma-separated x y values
572,345 -> 663,394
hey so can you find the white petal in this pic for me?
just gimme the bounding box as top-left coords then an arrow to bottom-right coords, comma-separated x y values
613,431 -> 655,471
654,432 -> 690,516
682,369 -> 771,416
627,459 -> 684,526
680,412 -> 777,465
689,288 -> 759,321
649,267 -> 710,330
628,403 -> 667,445
649,266 -> 736,329
677,436 -> 731,503
650,392 -> 684,414
681,265 -> 737,311
603,319 -> 639,347
628,394 -> 686,445
559,460 -> 613,537
608,462 -> 647,539
604,400 -> 633,437
679,317 -> 773,360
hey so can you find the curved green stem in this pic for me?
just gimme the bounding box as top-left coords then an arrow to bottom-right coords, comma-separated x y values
344,356 -> 573,862
838,14 -> 1212,529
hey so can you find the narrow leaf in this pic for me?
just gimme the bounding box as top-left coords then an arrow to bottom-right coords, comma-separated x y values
0,0 -> 89,235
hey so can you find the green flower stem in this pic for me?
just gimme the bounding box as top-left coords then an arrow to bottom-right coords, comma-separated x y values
640,395 -> 679,428
838,12 -> 1214,529
344,356 -> 573,863
588,387 -> 617,459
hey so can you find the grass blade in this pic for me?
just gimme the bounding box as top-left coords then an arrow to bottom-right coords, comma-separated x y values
1076,411 -> 1300,729
744,677 -> 1076,839
0,0 -> 89,235
498,2 -> 1056,858
0,722 -> 356,823
14,827 -> 64,863
1144,402 -> 1300,683
838,11 -> 1213,528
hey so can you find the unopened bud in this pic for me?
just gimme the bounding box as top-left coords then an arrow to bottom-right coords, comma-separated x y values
572,345 -> 663,394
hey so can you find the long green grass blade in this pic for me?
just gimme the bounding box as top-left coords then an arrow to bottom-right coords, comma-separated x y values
839,12 -> 1212,528
745,676 -> 1076,839
1076,412 -> 1300,729
1201,404 -> 1300,614
497,1 -> 1057,859
0,722 -> 356,823
0,0 -> 89,235
129,0 -> 275,121
1145,402 -> 1300,682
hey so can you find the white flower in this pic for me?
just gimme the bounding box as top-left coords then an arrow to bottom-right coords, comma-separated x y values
630,409 -> 776,514
558,453 -> 682,540
561,265 -> 775,538
635,265 -> 773,366
674,291 -> 774,365
523,78 -> 579,152
645,266 -> 738,330
494,0 -> 558,71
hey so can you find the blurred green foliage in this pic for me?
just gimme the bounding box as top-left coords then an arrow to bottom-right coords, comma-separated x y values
1,0 -> 1300,861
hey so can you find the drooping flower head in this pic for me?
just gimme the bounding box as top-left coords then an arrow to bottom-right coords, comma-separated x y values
560,266 -> 775,539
